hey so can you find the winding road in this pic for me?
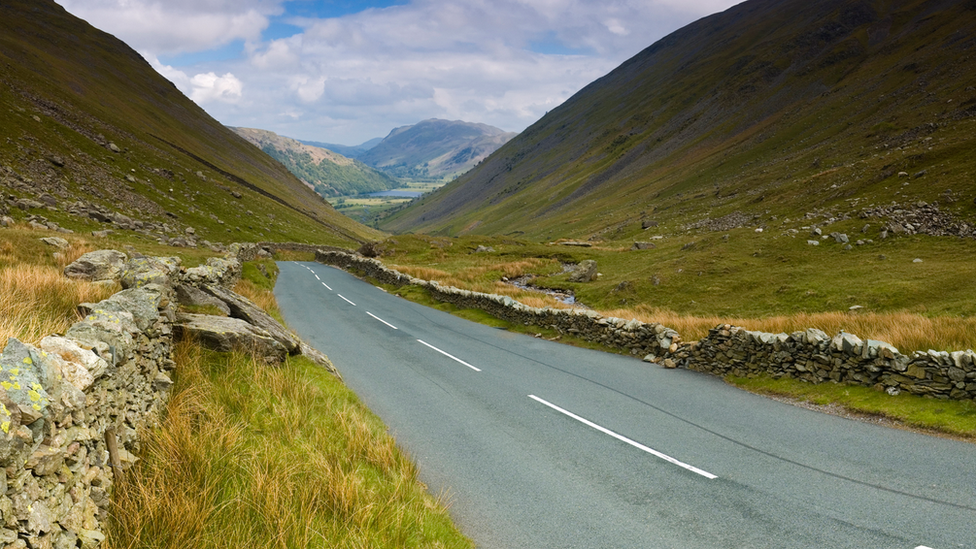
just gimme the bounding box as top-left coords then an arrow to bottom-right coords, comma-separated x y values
275,261 -> 976,549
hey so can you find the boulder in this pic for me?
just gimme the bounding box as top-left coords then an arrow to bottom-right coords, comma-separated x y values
120,256 -> 181,289
63,250 -> 127,282
631,242 -> 656,250
198,285 -> 300,353
174,314 -> 287,363
175,284 -> 231,315
568,260 -> 598,283
183,257 -> 241,288
40,237 -> 70,250
299,342 -> 342,379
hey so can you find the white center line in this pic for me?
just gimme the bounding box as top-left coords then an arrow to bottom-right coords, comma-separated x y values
528,395 -> 718,480
367,312 -> 398,330
322,282 -> 333,291
417,340 -> 481,372
315,274 -> 320,280
915,546 -> 935,549
337,294 -> 356,306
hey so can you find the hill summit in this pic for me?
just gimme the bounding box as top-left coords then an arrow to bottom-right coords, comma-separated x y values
380,0 -> 976,242
359,119 -> 516,180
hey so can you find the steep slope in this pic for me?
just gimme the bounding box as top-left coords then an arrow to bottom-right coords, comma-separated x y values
0,0 -> 381,247
231,127 -> 399,197
380,0 -> 976,242
359,119 -> 516,180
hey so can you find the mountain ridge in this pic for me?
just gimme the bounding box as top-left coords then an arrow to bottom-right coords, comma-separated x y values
230,127 -> 399,197
380,0 -> 976,242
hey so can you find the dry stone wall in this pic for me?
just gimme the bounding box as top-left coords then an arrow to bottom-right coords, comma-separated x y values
0,242 -> 341,549
0,282 -> 176,549
315,250 -> 976,402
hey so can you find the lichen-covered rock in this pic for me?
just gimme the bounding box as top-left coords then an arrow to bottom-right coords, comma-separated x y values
174,284 -> 231,315
38,337 -> 107,387
120,256 -> 181,289
63,250 -> 127,282
183,256 -> 241,288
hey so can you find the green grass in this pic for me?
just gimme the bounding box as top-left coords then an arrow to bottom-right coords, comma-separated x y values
727,374 -> 976,439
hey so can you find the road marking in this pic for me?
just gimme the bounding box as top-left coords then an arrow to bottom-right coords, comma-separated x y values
315,274 -> 320,280
367,312 -> 398,330
337,294 -> 356,306
322,282 -> 332,291
915,546 -> 935,549
417,340 -> 481,372
528,395 -> 718,480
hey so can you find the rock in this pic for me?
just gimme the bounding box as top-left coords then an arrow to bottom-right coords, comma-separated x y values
832,233 -> 849,244
913,258 -> 923,263
641,220 -> 658,229
90,230 -> 112,238
567,260 -> 598,283
174,313 -> 287,363
806,240 -> 820,246
40,237 -> 69,250
1,216 -> 14,228
38,336 -> 106,388
299,342 -> 342,379
175,284 -> 231,315
474,245 -> 495,253
197,285 -> 300,353
631,242 -> 656,250
107,143 -> 120,153
63,250 -> 127,282
183,257 -> 241,288
120,256 -> 181,289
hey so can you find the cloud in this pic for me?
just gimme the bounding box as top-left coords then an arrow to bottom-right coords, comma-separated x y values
59,0 -> 280,54
62,0 -> 745,144
146,55 -> 243,104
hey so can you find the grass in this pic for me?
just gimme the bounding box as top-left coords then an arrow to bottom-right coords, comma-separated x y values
727,374 -> 976,439
107,343 -> 472,549
368,234 -> 976,354
105,249 -> 472,549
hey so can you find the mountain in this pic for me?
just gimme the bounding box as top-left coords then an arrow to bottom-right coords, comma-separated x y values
359,119 -> 517,180
299,138 -> 383,160
380,0 -> 976,241
0,0 -> 380,246
230,128 -> 398,197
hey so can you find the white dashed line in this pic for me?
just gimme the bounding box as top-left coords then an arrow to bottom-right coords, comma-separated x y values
367,312 -> 398,330
315,274 -> 320,280
417,340 -> 480,372
337,294 -> 356,306
322,282 -> 332,291
528,395 -> 717,480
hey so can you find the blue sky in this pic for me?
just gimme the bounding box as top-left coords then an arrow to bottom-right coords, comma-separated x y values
60,0 -> 744,146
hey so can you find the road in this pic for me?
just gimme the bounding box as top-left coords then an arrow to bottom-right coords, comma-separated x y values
274,261 -> 976,549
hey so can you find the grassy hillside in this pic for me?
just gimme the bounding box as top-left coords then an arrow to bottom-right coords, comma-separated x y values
361,119 -> 516,180
0,0 -> 381,247
380,0 -> 976,242
231,127 -> 399,197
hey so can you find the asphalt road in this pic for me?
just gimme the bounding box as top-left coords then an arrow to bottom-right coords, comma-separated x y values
275,261 -> 976,549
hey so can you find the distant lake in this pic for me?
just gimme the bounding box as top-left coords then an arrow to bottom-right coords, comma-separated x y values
368,190 -> 423,198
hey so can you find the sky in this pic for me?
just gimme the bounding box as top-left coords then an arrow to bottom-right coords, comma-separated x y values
60,0 -> 744,146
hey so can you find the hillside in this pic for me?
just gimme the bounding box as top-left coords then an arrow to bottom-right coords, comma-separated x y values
0,0 -> 381,247
230,127 -> 398,197
300,138 -> 383,160
380,0 -> 976,242
359,119 -> 516,180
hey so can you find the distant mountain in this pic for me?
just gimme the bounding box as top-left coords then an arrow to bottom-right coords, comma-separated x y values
380,0 -> 976,240
299,138 -> 383,160
0,0 -> 379,246
231,128 -> 398,197
359,119 -> 516,180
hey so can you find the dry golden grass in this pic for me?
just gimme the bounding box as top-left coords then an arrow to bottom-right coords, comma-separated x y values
0,263 -> 118,345
599,305 -> 976,353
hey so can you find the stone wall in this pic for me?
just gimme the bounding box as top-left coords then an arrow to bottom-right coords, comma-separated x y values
315,250 -> 976,402
0,283 -> 176,548
0,243 -> 342,549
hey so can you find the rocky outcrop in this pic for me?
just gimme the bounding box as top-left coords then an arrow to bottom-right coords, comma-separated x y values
195,285 -> 300,354
567,260 -> 598,283
173,314 -> 287,364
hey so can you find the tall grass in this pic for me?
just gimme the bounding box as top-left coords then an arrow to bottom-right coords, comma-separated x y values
0,264 -> 119,345
107,340 -> 472,549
